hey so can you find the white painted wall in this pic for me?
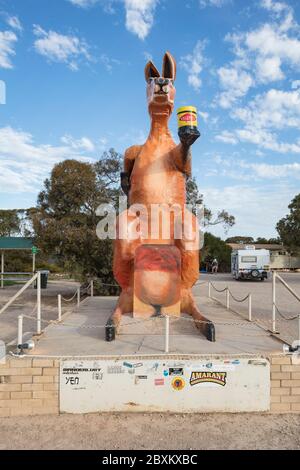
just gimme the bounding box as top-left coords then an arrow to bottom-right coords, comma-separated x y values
60,357 -> 270,413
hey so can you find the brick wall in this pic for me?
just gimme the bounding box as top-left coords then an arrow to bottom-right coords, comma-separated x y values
270,355 -> 300,412
1,354 -> 300,416
0,357 -> 59,417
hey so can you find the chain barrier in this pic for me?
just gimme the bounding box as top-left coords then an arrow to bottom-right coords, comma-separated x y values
209,282 -> 228,293
275,304 -> 299,322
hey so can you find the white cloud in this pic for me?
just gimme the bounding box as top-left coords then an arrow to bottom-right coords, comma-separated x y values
0,127 -> 96,193
217,66 -> 253,108
199,0 -> 230,7
201,182 -> 296,239
255,55 -> 284,82
67,0 -> 158,40
198,110 -> 209,122
99,53 -> 120,72
124,0 -> 158,40
61,135 -> 95,152
0,30 -> 17,69
243,161 -> 300,179
233,89 -> 300,130
292,80 -> 300,89
6,15 -> 22,32
261,0 -> 287,13
216,87 -> 300,154
68,0 -> 99,7
180,40 -> 206,92
33,25 -> 92,70
215,131 -> 238,145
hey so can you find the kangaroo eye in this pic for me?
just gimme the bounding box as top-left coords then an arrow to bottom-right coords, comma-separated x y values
148,78 -> 155,84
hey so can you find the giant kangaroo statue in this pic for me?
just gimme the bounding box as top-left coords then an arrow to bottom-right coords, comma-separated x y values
107,52 -> 215,342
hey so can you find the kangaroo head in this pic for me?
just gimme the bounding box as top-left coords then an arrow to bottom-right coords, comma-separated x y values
145,51 -> 176,119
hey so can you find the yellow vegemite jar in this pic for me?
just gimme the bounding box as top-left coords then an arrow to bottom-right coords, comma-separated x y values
177,106 -> 198,129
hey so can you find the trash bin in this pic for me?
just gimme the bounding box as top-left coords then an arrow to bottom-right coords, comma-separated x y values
34,270 -> 49,289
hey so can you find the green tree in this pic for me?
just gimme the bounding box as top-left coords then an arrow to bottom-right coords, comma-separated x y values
277,194 -> 300,253
225,236 -> 254,244
186,177 -> 235,231
201,232 -> 232,272
0,210 -> 21,236
30,149 -> 122,294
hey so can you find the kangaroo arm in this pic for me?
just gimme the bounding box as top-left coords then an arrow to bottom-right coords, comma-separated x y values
121,145 -> 142,195
170,143 -> 192,176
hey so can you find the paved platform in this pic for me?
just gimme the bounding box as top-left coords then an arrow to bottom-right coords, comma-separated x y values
28,295 -> 283,356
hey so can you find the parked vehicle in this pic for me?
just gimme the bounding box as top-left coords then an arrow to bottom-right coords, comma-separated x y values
231,246 -> 270,281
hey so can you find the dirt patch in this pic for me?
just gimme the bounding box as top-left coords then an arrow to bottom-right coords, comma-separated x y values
0,413 -> 299,450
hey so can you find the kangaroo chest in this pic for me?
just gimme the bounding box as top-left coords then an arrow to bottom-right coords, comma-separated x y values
129,139 -> 186,206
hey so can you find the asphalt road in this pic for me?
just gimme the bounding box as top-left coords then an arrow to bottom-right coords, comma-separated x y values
194,272 -> 300,345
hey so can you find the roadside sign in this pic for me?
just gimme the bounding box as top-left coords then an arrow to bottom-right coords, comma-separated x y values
32,246 -> 38,254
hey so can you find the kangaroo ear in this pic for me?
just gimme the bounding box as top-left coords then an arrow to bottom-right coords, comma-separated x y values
145,61 -> 160,81
162,51 -> 176,80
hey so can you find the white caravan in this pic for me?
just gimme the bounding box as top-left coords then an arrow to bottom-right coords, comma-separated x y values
231,246 -> 270,281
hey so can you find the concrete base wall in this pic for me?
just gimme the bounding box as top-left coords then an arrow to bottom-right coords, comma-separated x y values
1,354 -> 300,416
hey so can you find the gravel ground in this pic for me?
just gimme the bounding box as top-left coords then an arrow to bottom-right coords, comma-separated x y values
0,412 -> 299,450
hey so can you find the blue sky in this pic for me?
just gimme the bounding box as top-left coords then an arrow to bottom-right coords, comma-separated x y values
0,0 -> 300,239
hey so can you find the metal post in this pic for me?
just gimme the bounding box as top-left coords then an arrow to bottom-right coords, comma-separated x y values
37,271 -> 41,335
32,253 -> 36,273
58,294 -> 62,322
165,315 -> 170,353
226,288 -> 230,310
208,282 -> 211,299
90,280 -> 94,298
248,294 -> 252,322
17,315 -> 23,349
1,252 -> 4,289
77,287 -> 80,307
272,271 -> 276,333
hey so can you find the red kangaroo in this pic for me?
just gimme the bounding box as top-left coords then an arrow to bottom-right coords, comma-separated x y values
108,52 -> 215,342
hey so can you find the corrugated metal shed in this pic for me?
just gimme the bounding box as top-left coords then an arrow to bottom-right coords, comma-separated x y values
0,237 -> 33,250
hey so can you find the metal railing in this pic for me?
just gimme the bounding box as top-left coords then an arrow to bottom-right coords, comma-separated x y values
57,280 -> 94,322
0,271 -> 42,335
1,272 -> 34,288
208,281 -> 252,322
272,271 -> 300,341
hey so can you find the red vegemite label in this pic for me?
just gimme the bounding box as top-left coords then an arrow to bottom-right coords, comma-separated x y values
180,113 -> 196,122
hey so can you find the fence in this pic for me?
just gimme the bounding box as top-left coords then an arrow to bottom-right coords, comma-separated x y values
208,281 -> 252,321
0,272 -> 42,338
272,271 -> 300,345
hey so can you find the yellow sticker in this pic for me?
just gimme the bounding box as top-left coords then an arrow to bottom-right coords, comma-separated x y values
172,376 -> 185,391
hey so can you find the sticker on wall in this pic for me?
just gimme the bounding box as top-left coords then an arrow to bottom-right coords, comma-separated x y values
92,372 -> 103,381
163,370 -> 169,377
154,378 -> 164,386
190,371 -> 227,387
169,367 -> 184,376
171,377 -> 185,391
107,366 -> 125,374
135,375 -> 147,384
123,362 -> 143,369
